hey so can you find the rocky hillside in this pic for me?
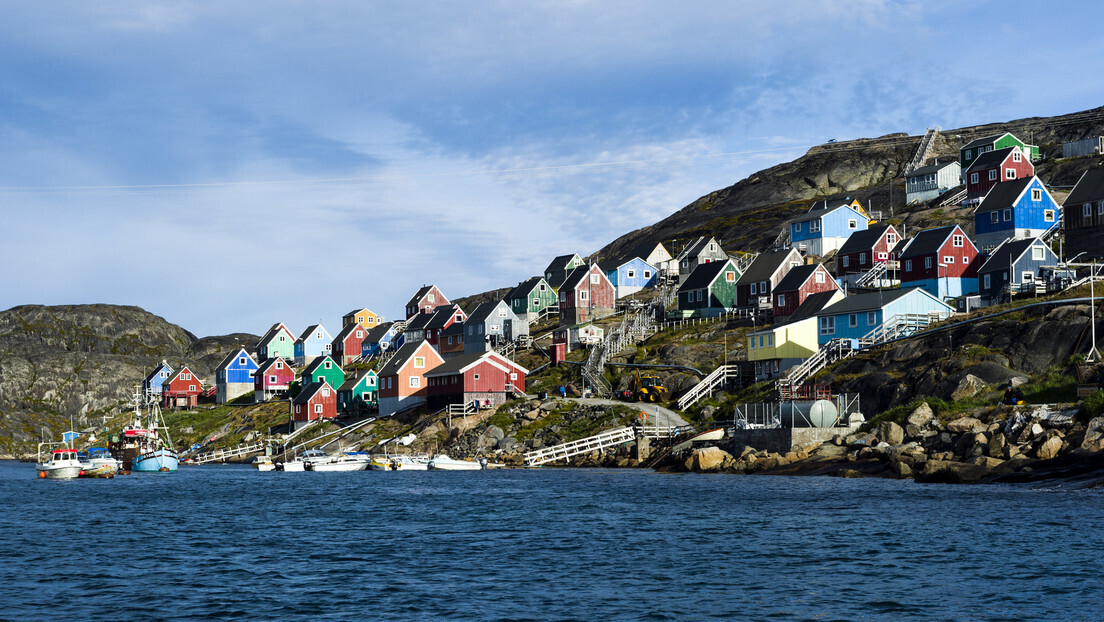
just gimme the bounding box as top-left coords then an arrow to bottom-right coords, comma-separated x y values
0,304 -> 257,453
597,106 -> 1104,261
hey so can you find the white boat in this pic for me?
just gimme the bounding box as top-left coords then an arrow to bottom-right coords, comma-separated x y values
427,454 -> 482,471
393,454 -> 430,471
369,456 -> 396,471
280,448 -> 326,472
307,451 -> 370,472
37,445 -> 84,480
253,455 -> 276,472
688,428 -> 725,442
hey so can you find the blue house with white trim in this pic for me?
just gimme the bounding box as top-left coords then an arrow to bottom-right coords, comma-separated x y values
977,237 -> 1059,305
816,288 -> 954,348
215,347 -> 260,404
360,322 -> 404,359
599,256 -> 658,299
973,176 -> 1060,251
294,323 -> 333,367
143,361 -> 174,397
789,198 -> 871,256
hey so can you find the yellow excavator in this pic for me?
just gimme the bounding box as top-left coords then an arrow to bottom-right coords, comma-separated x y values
630,370 -> 669,403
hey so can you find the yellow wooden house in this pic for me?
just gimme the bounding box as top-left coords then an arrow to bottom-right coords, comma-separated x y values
747,290 -> 844,381
342,308 -> 381,329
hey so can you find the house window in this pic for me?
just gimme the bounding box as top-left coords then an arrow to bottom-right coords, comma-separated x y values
749,337 -> 756,350
867,312 -> 876,326
368,377 -> 375,386
710,243 -> 716,252
725,271 -> 736,282
990,212 -> 999,224
325,361 -> 332,369
944,256 -> 954,264
533,297 -> 540,307
239,357 -> 247,365
510,373 -> 517,381
758,335 -> 764,348
1032,247 -> 1045,260
849,314 -> 858,328
1003,209 -> 1012,222
815,271 -> 825,283
316,332 -> 323,339
984,274 -> 991,289
759,281 -> 767,293
1013,150 -> 1022,162
627,270 -> 635,278
357,331 -> 364,338
269,375 -> 277,383
1085,203 -> 1093,217
590,274 -> 600,284
189,384 -> 196,391
498,309 -> 507,317
777,294 -> 785,307
580,290 -> 589,301
878,252 -> 888,260
1031,188 -> 1042,201
925,257 -> 932,269
750,283 -> 757,295
1098,202 -> 1104,215
322,387 -> 330,396
767,334 -> 773,347
473,374 -> 480,380
276,361 -> 283,369
1044,210 -> 1055,222
970,172 -> 979,184
447,336 -> 453,345
795,223 -> 802,232
409,377 -> 420,388
965,150 -> 972,160
279,335 -> 286,342
820,316 -> 835,335
952,234 -> 964,248
842,256 -> 850,268
644,271 -> 651,279
560,292 -> 566,302
427,294 -> 436,303
887,233 -> 897,245
905,259 -> 912,272
989,169 -> 997,181
848,219 -> 858,229
414,357 -> 425,368
696,291 -> 703,301
810,221 -> 821,233
315,404 -> 323,414
1005,168 -> 1015,179
858,252 -> 866,265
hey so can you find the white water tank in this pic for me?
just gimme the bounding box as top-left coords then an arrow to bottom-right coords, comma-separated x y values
809,400 -> 839,428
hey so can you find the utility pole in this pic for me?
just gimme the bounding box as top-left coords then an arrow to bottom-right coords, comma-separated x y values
1088,259 -> 1101,363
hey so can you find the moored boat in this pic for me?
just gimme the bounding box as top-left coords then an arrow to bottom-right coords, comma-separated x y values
427,454 -> 481,471
307,451 -> 370,472
111,388 -> 179,473
253,455 -> 276,472
36,445 -> 84,480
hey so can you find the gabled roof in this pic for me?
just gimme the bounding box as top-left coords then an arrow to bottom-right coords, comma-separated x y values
216,347 -> 256,372
818,288 -> 916,315
466,301 -> 509,326
975,176 -> 1037,213
292,381 -> 332,405
773,264 -> 824,293
404,312 -> 433,332
144,361 -> 173,384
965,146 -> 1018,173
737,249 -> 801,284
405,285 -> 436,309
378,341 -> 438,377
979,238 -> 1050,274
296,324 -> 328,344
256,357 -> 290,374
561,264 -> 609,292
837,224 -> 897,256
677,259 -> 734,292
961,132 -> 1010,151
545,254 -> 581,273
627,241 -> 668,262
333,322 -> 365,342
363,322 -> 395,344
338,369 -> 377,392
897,225 -> 965,259
676,236 -> 722,261
750,290 -> 843,334
426,305 -> 464,330
257,322 -> 293,346
906,160 -> 959,178
1065,167 -> 1104,206
342,308 -> 373,319
789,199 -> 864,224
301,355 -> 338,377
441,322 -> 464,338
506,276 -> 547,301
424,351 -> 529,378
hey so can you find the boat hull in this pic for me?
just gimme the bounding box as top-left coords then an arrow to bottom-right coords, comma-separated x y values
428,456 -> 481,471
37,465 -> 83,480
308,459 -> 369,472
132,448 -> 180,472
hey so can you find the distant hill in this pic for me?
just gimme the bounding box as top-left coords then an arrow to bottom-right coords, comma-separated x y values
0,304 -> 257,454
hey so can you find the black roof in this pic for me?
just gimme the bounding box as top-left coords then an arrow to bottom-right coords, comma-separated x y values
979,238 -> 1048,274
363,322 -> 395,343
257,322 -> 291,347
1065,167 -> 1104,206
736,249 -> 801,284
837,224 -> 895,256
545,254 -> 581,273
425,305 -> 462,330
301,355 -> 337,376
976,177 -> 1035,212
404,312 -> 433,332
818,288 -> 915,315
292,381 -> 331,405
295,324 -> 326,344
404,285 -> 436,310
961,133 -> 1009,150
338,369 -> 375,392
787,290 -> 842,322
506,276 -> 545,301
906,161 -> 958,178
627,242 -> 666,262
897,225 -> 961,260
378,341 -> 431,377
677,259 -> 733,292
965,146 -> 1017,173
466,301 -> 504,326
773,265 -> 820,293
789,199 -> 860,224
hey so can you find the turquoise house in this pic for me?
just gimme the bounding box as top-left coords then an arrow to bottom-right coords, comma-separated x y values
816,287 -> 954,348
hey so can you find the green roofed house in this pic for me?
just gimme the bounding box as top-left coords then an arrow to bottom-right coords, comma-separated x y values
959,132 -> 1040,173
543,254 -> 585,291
674,258 -> 741,317
299,355 -> 345,392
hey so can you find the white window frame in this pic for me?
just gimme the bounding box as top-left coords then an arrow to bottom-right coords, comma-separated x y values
867,312 -> 876,326
777,294 -> 785,307
414,357 -> 425,368
750,283 -> 757,294
984,274 -> 991,289
1013,150 -> 1022,162
314,404 -> 323,414
1044,210 -> 1055,223
989,169 -> 998,181
1003,209 -> 1012,222
953,234 -> 964,247
970,172 -> 979,184
815,271 -> 825,283
944,256 -> 954,264
842,256 -> 850,268
627,269 -> 635,278
820,316 -> 835,335
1005,168 -> 1015,179
848,219 -> 858,229
924,257 -> 932,269
848,314 -> 857,328
409,377 -> 420,388
1031,188 -> 1042,201
1032,247 -> 1045,260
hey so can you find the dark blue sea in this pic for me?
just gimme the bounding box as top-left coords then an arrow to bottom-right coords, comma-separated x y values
2,461 -> 1102,621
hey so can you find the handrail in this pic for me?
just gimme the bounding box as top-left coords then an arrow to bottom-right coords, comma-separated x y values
523,426 -> 636,466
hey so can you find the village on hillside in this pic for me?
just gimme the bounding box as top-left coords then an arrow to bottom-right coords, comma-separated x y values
143,130 -> 1104,453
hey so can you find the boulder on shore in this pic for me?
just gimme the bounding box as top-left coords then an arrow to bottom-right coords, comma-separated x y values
685,446 -> 732,473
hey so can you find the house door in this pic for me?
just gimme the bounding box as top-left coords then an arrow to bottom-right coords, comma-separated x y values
503,319 -> 513,340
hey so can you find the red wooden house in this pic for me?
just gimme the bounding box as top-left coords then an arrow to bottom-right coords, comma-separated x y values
425,351 -> 528,410
964,146 -> 1034,204
254,357 -> 295,403
735,248 -> 803,310
161,365 -> 203,408
290,381 -> 337,430
424,304 -> 467,347
898,224 -> 981,299
405,285 -> 450,319
558,263 -> 616,326
438,322 -> 466,358
331,323 -> 369,366
835,224 -> 902,280
771,264 -> 841,318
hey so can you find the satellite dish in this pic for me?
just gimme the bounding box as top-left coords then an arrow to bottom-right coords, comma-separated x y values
809,400 -> 839,428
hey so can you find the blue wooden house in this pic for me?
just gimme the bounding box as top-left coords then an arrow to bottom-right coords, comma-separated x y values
143,361 -> 173,397
293,323 -> 333,367
973,176 -> 1060,250
464,300 -> 524,354
977,237 -> 1059,305
599,256 -> 658,299
816,287 -> 954,349
789,198 -> 871,256
215,347 -> 260,404
360,322 -> 404,359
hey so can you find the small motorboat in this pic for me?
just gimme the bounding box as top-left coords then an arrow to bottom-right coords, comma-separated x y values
281,449 -> 327,472
307,451 -> 370,472
253,456 -> 276,472
427,454 -> 482,471
394,455 -> 430,471
37,446 -> 84,480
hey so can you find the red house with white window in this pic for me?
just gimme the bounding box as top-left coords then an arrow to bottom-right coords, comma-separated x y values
291,381 -> 337,430
331,323 -> 369,366
964,146 -> 1034,204
898,224 -> 980,300
558,263 -> 616,326
162,365 -> 203,408
405,285 -> 450,319
425,351 -> 528,410
254,357 -> 295,402
835,224 -> 903,285
771,264 -> 841,318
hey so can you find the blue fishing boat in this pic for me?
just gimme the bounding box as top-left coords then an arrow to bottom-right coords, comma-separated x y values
111,388 -> 180,473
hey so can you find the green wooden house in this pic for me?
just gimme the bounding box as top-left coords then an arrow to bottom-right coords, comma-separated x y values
299,355 -> 345,391
505,276 -> 558,322
674,258 -> 741,317
960,132 -> 1040,170
338,369 -> 378,413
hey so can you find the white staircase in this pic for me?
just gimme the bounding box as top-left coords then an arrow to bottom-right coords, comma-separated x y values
523,426 -> 637,466
853,262 -> 889,289
191,442 -> 267,464
677,364 -> 741,410
905,127 -> 940,174
939,187 -> 967,207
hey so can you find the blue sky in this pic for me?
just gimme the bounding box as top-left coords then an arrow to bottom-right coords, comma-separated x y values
2,1 -> 1102,338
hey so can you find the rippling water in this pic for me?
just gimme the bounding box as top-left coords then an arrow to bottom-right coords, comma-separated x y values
2,460 -> 1102,620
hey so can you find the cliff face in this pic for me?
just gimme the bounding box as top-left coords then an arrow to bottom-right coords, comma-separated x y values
597,106 -> 1104,261
0,304 -> 257,453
